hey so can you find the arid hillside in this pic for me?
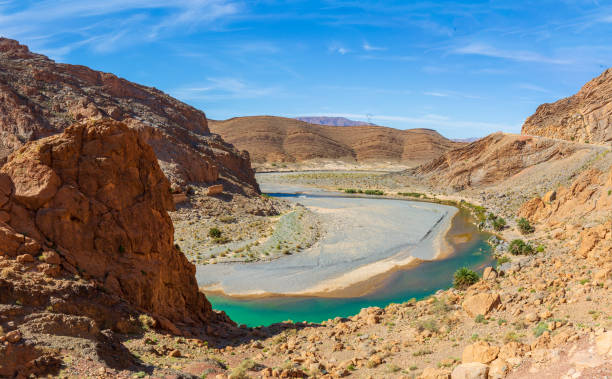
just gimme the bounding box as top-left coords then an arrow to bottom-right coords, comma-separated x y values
522,67 -> 612,144
0,38 -> 257,194
209,116 -> 461,166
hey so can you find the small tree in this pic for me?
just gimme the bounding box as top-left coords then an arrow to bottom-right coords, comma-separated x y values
517,218 -> 534,234
453,267 -> 480,289
508,239 -> 534,255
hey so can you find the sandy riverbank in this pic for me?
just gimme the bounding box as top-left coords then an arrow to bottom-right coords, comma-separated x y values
196,178 -> 458,297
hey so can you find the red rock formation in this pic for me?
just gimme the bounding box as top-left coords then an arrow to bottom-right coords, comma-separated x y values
0,120 -> 220,325
522,68 -> 612,144
0,38 -> 257,194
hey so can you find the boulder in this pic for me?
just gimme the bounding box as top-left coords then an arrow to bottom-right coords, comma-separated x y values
451,362 -> 488,379
488,358 -> 508,379
462,293 -> 501,317
462,341 -> 499,364
206,184 -> 223,196
419,367 -> 451,379
482,267 -> 497,281
595,332 -> 612,356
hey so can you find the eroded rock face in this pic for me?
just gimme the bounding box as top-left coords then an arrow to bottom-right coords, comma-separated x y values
410,133 -> 580,191
0,38 -> 257,193
518,165 -> 612,227
522,68 -> 612,144
0,120 -> 218,325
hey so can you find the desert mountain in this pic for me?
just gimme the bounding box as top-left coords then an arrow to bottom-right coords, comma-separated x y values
0,38 -> 257,194
0,120 -> 237,377
522,68 -> 612,144
295,116 -> 376,127
209,116 -> 460,165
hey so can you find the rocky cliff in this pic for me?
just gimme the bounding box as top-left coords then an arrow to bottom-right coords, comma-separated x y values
410,133 -> 582,191
521,68 -> 612,144
209,116 -> 460,165
0,38 -> 257,194
0,120 -> 233,377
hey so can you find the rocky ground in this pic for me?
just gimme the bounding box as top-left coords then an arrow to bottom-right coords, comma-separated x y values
171,190 -> 321,265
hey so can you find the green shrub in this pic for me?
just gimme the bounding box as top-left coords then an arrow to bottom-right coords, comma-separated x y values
453,267 -> 479,289
533,321 -> 549,337
344,188 -> 358,194
508,239 -> 534,255
536,244 -> 545,253
517,218 -> 534,234
208,227 -> 222,239
364,189 -> 384,195
492,217 -> 506,231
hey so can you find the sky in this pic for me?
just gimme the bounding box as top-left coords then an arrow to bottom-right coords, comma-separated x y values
1,1 -> 612,138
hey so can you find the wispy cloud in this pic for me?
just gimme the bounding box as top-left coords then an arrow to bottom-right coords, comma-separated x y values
423,90 -> 483,100
452,43 -> 572,65
328,43 -> 349,55
517,83 -> 551,93
172,77 -> 281,100
0,0 -> 241,57
362,41 -> 386,51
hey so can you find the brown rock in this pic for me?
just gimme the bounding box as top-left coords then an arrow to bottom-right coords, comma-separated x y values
462,341 -> 499,364
16,254 -> 34,263
522,67 -> 612,143
206,184 -> 224,196
462,293 -> 501,317
451,362 -> 488,379
419,367 -> 451,379
0,120 -> 223,328
0,38 -> 258,193
595,332 -> 612,356
488,358 -> 508,379
5,330 -> 21,343
169,349 -> 181,358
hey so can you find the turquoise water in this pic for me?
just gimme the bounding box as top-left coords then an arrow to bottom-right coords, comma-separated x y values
206,203 -> 493,327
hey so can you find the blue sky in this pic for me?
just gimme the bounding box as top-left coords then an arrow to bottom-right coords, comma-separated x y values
1,1 -> 612,138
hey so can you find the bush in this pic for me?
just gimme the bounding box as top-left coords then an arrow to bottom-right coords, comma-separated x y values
453,267 -> 479,289
508,239 -> 534,255
364,189 -> 384,195
344,188 -> 358,194
517,218 -> 534,234
208,227 -> 222,239
496,256 -> 511,266
492,217 -> 506,231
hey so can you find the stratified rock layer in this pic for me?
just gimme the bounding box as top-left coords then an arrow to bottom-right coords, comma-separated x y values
0,120 -> 218,325
411,133 -> 579,191
0,37 -> 257,193
209,116 -> 461,165
522,68 -> 612,144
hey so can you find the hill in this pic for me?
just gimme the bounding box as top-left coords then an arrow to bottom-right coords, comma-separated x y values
209,116 -> 461,166
522,68 -> 612,145
0,38 -> 257,194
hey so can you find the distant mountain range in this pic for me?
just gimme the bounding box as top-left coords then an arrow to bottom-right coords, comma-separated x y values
295,116 -> 377,127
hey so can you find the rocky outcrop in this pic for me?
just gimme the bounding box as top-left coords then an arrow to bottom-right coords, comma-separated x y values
209,116 -> 461,165
521,68 -> 612,144
410,133 -> 580,190
0,120 -> 232,376
518,164 -> 612,226
0,38 -> 257,194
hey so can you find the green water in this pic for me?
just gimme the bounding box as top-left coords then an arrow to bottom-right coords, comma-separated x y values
206,207 -> 493,327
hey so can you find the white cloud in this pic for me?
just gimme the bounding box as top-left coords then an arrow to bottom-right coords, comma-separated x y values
172,77 -> 280,100
362,41 -> 386,51
453,43 -> 571,65
517,83 -> 551,93
0,0 -> 240,56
